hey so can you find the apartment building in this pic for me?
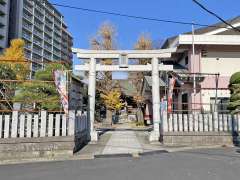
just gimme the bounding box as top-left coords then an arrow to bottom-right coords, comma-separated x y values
5,0 -> 73,74
0,0 -> 10,50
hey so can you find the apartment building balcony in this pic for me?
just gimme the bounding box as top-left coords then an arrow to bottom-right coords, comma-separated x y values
45,4 -> 54,14
54,20 -> 61,28
33,39 -> 42,47
45,13 -> 54,22
22,23 -> 32,32
44,42 -> 52,49
34,22 -> 43,31
23,13 -> 33,23
22,33 -> 32,41
34,13 -> 44,21
34,5 -> 44,14
33,29 -> 43,39
33,48 -> 42,56
43,53 -> 52,61
44,37 -> 52,45
24,43 -> 32,50
53,13 -> 62,21
44,27 -> 53,36
53,50 -> 61,58
24,5 -> 33,14
45,21 -> 53,28
25,51 -> 31,60
53,43 -> 61,50
53,38 -> 61,45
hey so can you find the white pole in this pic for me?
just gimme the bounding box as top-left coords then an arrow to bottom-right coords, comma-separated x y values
149,57 -> 160,142
192,23 -> 196,111
88,57 -> 98,141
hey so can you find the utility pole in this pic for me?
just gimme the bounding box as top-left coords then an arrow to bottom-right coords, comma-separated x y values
192,22 -> 196,110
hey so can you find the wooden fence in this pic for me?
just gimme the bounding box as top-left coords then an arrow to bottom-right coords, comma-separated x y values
164,113 -> 240,133
0,110 -> 88,139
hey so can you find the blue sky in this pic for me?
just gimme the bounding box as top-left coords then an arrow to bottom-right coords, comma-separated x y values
49,0 -> 240,78
50,0 -> 240,49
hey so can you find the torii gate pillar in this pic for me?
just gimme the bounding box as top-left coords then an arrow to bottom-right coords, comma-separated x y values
149,57 -> 161,141
88,57 -> 98,142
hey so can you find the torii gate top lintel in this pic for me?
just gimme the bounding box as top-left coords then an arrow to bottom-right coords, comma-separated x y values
72,48 -> 177,59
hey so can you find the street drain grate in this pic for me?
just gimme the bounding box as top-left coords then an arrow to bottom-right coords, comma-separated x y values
139,150 -> 169,156
94,153 -> 133,159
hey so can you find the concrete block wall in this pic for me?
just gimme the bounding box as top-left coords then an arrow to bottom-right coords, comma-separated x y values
0,110 -> 89,162
161,112 -> 240,146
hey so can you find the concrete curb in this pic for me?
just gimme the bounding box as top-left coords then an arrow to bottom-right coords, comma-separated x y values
0,145 -> 234,166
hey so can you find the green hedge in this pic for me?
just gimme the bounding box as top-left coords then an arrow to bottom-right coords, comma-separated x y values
230,72 -> 240,85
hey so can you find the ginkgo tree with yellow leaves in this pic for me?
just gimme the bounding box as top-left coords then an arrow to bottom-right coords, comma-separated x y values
0,39 -> 30,109
0,39 -> 30,80
91,22 -> 124,124
100,90 -> 124,124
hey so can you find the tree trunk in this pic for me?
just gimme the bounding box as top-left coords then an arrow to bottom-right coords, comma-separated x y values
105,109 -> 113,125
137,107 -> 144,124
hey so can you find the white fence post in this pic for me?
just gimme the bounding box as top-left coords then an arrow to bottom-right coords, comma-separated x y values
238,114 -> 240,132
204,114 -> 208,132
208,114 -> 213,132
11,111 -> 18,138
33,114 -> 39,137
183,114 -> 188,132
189,114 -> 193,132
0,115 -> 2,138
62,114 -> 67,136
199,114 -> 203,132
40,111 -> 47,137
178,114 -> 183,132
228,114 -> 232,132
68,110 -> 75,136
173,114 -> 178,132
26,114 -> 32,138
48,114 -> 53,137
218,114 -> 223,132
168,114 -> 173,132
162,112 -> 168,133
4,115 -> 10,138
223,114 -> 228,132
55,114 -> 61,137
193,113 -> 198,132
213,112 -> 218,132
19,114 -> 25,138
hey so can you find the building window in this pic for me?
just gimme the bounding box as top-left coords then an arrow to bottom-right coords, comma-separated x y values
185,56 -> 188,65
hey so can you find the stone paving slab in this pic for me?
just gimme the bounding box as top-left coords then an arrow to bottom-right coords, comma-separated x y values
102,131 -> 143,154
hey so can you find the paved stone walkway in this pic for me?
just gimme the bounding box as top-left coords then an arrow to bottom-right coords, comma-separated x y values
102,131 -> 143,154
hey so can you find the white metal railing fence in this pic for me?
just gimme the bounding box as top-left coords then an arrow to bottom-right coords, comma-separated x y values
0,110 -> 88,139
164,113 -> 240,133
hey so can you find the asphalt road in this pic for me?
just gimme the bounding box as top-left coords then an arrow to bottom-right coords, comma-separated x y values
1,148 -> 240,180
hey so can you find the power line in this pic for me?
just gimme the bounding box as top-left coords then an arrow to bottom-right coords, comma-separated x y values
51,2 -> 232,30
192,0 -> 240,33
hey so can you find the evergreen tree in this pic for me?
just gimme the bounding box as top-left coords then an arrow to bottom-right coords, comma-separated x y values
228,72 -> 240,113
14,64 -> 68,111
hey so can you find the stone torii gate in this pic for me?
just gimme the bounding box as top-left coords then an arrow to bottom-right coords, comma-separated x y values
72,48 -> 176,142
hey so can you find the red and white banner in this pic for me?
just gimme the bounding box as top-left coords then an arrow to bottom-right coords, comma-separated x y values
54,70 -> 68,114
168,77 -> 176,113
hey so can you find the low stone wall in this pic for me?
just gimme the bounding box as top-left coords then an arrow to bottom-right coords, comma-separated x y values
0,136 -> 75,161
162,132 -> 234,146
0,110 -> 90,162
160,112 -> 240,146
